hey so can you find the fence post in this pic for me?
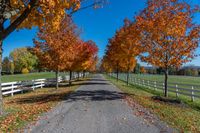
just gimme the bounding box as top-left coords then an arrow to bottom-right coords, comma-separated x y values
191,86 -> 194,102
163,83 -> 165,95
175,84 -> 179,98
148,81 -> 150,89
32,80 -> 35,91
11,83 -> 14,96
154,81 -> 157,91
41,80 -> 43,88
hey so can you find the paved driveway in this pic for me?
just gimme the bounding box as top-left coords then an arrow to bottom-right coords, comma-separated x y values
24,74 -> 174,133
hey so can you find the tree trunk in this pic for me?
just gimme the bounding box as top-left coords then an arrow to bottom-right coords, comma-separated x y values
69,71 -> 72,85
117,67 -> 119,82
77,72 -> 80,80
0,15 -> 4,114
55,70 -> 59,89
126,61 -> 131,86
164,69 -> 168,97
83,70 -> 85,78
126,71 -> 130,86
0,39 -> 3,115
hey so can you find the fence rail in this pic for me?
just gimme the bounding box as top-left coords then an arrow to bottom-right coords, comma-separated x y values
1,72 -> 89,97
110,73 -> 200,102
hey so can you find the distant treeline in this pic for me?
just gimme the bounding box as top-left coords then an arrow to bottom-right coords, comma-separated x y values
122,63 -> 200,77
2,47 -> 42,75
143,66 -> 200,77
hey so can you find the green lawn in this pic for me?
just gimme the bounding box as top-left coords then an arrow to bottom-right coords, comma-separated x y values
105,75 -> 200,132
114,73 -> 200,103
115,73 -> 200,96
1,72 -> 68,83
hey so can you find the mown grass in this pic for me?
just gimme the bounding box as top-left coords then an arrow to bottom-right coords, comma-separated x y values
105,75 -> 200,132
2,72 -> 68,83
0,78 -> 85,132
132,74 -> 200,86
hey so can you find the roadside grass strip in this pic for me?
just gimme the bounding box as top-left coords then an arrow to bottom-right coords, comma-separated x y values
105,75 -> 200,132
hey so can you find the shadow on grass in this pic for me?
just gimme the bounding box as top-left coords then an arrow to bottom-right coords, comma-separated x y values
10,92 -> 73,104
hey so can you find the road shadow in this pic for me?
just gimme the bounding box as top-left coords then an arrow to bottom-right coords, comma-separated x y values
13,76 -> 132,104
64,90 -> 133,102
68,82 -> 110,87
13,89 -> 133,104
89,79 -> 107,82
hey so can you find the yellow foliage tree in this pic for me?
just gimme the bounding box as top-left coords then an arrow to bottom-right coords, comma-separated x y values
0,0 -> 105,114
34,16 -> 79,89
102,19 -> 142,85
136,0 -> 200,97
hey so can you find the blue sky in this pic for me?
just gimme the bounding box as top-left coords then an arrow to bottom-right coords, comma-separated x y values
3,0 -> 200,66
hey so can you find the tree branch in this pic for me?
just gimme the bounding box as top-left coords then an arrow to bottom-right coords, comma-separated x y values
69,1 -> 102,16
1,0 -> 38,40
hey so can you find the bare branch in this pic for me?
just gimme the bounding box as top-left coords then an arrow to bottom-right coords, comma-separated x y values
69,0 -> 106,16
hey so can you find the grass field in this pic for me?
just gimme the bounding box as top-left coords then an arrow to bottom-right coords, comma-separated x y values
132,74 -> 200,86
105,75 -> 200,132
1,72 -> 68,83
113,73 -> 200,102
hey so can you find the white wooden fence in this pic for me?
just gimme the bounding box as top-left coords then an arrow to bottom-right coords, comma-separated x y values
1,72 -> 89,97
110,73 -> 200,102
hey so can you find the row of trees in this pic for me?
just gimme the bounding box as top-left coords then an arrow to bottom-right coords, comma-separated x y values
101,0 -> 200,97
0,0 -> 103,115
34,15 -> 98,89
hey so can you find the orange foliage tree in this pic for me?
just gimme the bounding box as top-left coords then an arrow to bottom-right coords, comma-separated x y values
0,0 -> 105,115
101,55 -> 113,73
140,67 -> 146,74
34,16 -> 79,89
102,19 -> 142,85
68,40 -> 98,82
136,0 -> 200,97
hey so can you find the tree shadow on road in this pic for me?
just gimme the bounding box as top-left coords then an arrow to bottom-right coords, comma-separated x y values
68,82 -> 110,87
12,89 -> 132,104
64,90 -> 133,102
12,77 -> 132,104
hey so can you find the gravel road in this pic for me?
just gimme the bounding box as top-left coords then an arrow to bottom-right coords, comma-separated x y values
24,74 -> 175,133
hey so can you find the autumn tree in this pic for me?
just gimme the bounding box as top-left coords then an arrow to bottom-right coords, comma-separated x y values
134,63 -> 141,74
101,56 -> 113,73
9,48 -> 38,73
69,40 -> 98,81
103,19 -> 142,85
136,0 -> 200,97
140,66 -> 146,74
34,16 -> 79,89
2,57 -> 11,74
2,57 -> 14,75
